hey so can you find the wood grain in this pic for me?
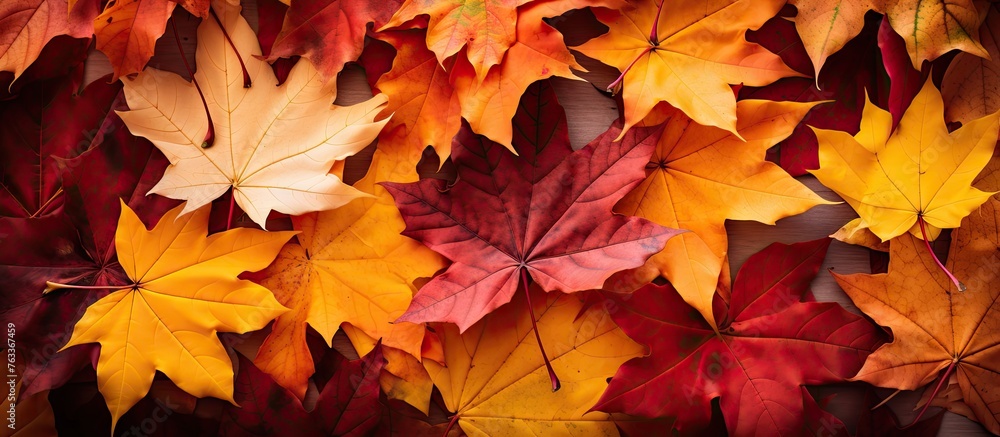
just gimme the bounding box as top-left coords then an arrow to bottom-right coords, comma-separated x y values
77,2 -> 989,435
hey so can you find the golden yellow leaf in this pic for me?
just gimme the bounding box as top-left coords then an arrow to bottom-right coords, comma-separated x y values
574,0 -> 798,138
117,2 -> 389,228
425,290 -> 644,437
811,79 -> 1000,242
54,201 -> 293,433
612,99 -> 831,328
252,141 -> 446,400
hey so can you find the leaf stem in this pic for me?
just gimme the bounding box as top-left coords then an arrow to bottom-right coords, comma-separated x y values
606,46 -> 654,94
209,8 -> 252,88
521,268 -> 560,392
43,282 -> 131,295
607,0 -> 665,94
227,189 -> 236,230
917,217 -> 965,292
170,17 -> 215,148
649,0 -> 666,44
442,414 -> 459,437
905,359 -> 957,428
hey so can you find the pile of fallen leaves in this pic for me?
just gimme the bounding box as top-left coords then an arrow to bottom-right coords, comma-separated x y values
2,0 -> 1000,435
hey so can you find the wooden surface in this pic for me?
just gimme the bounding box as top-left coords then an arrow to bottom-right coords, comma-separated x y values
79,3 -> 989,435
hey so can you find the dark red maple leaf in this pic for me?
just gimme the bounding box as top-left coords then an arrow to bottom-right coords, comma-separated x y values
0,66 -> 122,219
256,0 -> 297,85
0,89 -> 178,398
741,12 -> 888,177
742,12 -> 934,177
382,80 -> 678,332
0,35 -> 90,101
219,345 -> 385,436
876,17 -> 924,129
593,238 -> 885,436
265,0 -> 402,80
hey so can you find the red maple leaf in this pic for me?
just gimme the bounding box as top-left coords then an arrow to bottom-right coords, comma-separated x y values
264,0 -> 402,80
593,238 -> 885,435
382,81 -> 678,331
0,66 -> 121,219
740,12 -> 925,176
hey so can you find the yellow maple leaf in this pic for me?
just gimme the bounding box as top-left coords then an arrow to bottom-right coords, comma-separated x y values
50,201 -> 293,433
810,79 -> 999,243
117,2 -> 389,229
425,290 -> 644,436
252,138 -> 446,400
612,99 -> 831,328
574,0 -> 798,138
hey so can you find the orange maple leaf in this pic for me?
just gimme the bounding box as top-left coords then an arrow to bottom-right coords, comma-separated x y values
574,0 -> 799,138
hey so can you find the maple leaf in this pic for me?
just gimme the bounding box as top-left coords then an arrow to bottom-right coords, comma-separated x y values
834,197 -> 1000,434
0,66 -> 121,219
875,18 -> 924,130
219,347 -> 385,436
91,0 -> 210,81
116,2 -> 389,228
265,0 -> 402,80
250,139 -> 446,400
361,28 -> 461,162
739,12 -> 898,176
425,289 -> 645,436
450,0 -> 625,151
0,0 -> 97,83
0,78 -> 179,399
382,81 -> 677,331
573,0 -> 799,138
365,0 -> 616,158
942,3 -> 1000,125
810,78 -> 999,244
51,201 -> 294,432
594,238 -> 885,435
0,34 -> 90,99
611,99 -> 832,329
789,0 -> 986,76
381,0 -> 530,83
254,0 -> 296,84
